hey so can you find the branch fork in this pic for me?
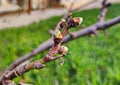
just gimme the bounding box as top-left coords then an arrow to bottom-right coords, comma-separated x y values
0,13 -> 83,84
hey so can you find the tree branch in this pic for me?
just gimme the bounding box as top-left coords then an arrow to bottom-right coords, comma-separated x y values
0,15 -> 120,84
0,13 -> 82,84
1,0 -> 98,74
63,16 -> 120,43
98,0 -> 111,22
50,0 -> 97,34
98,0 -> 111,35
0,0 -> 120,84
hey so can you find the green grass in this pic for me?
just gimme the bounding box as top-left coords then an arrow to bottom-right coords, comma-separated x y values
0,4 -> 120,85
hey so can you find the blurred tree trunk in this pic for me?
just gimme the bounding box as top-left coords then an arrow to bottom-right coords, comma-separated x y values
28,0 -> 31,14
17,0 -> 31,14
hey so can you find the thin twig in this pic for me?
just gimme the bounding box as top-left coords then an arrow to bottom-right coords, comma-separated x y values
98,0 -> 111,35
98,0 -> 111,22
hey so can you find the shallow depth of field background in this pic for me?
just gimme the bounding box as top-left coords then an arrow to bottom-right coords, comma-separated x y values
0,0 -> 120,85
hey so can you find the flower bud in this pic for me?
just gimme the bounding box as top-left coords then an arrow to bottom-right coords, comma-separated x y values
62,46 -> 68,55
54,30 -> 62,39
61,18 -> 66,22
68,13 -> 72,18
58,46 -> 68,55
73,17 -> 83,25
54,38 -> 62,44
60,19 -> 67,29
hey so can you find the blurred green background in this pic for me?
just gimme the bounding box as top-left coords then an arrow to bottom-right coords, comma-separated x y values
0,4 -> 120,85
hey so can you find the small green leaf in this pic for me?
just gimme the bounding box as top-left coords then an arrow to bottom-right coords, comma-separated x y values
54,30 -> 62,38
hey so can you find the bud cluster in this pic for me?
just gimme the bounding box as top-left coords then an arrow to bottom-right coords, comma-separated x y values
60,13 -> 83,29
54,30 -> 62,44
58,46 -> 68,56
